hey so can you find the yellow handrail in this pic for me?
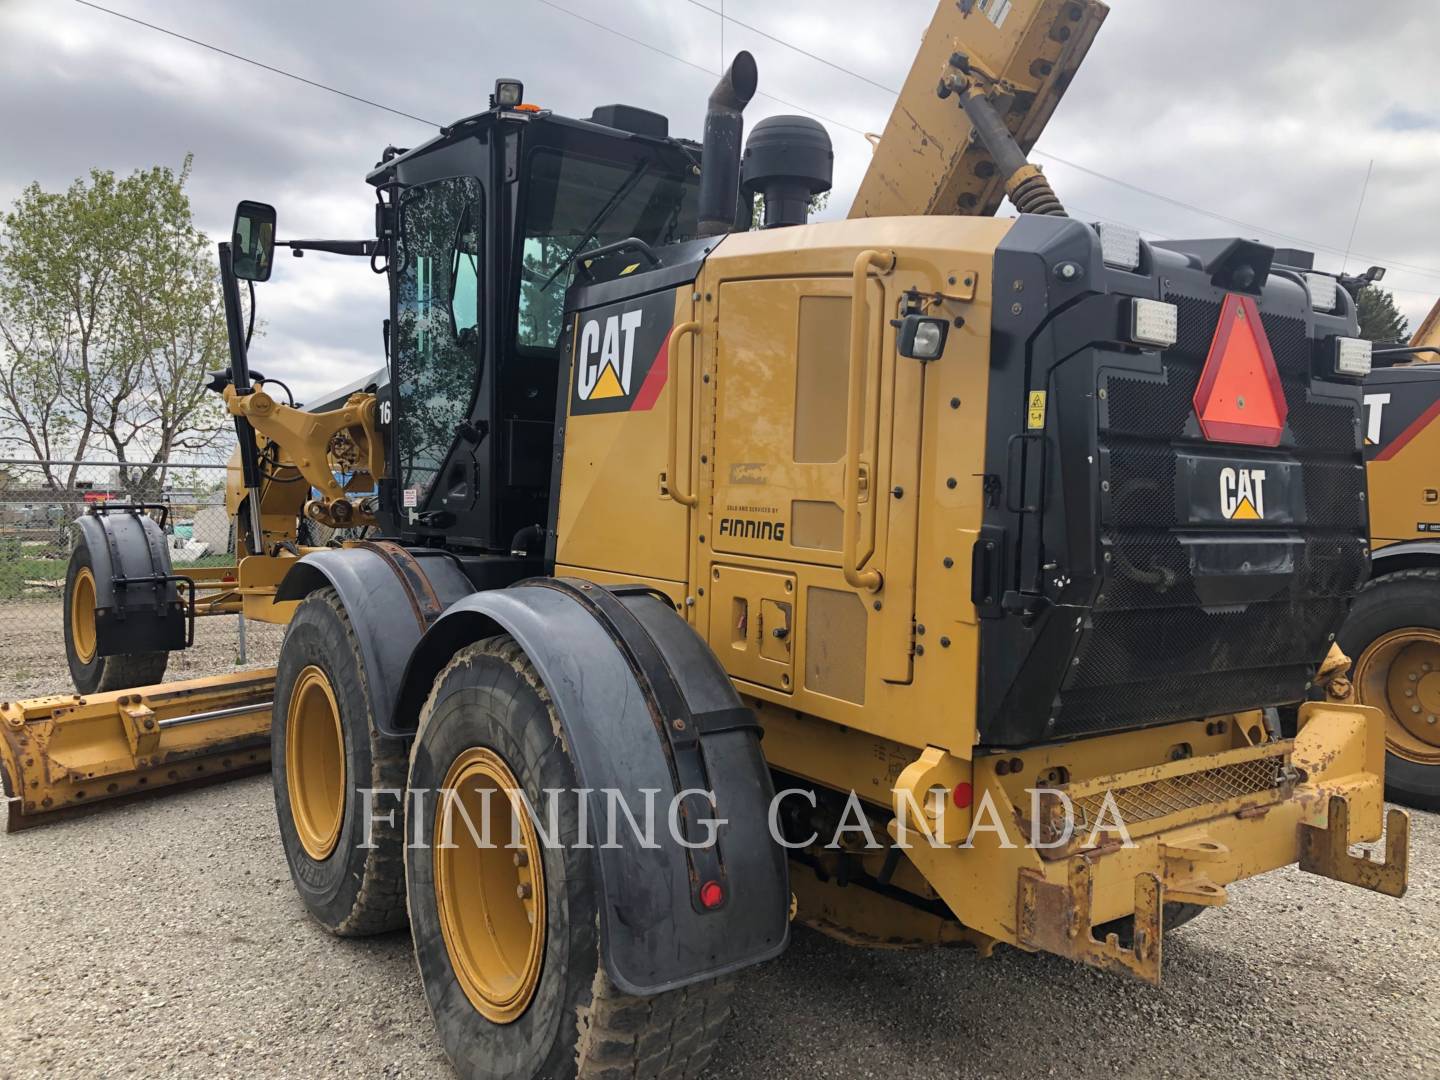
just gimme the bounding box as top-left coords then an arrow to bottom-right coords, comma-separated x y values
843,249 -> 894,592
666,321 -> 702,507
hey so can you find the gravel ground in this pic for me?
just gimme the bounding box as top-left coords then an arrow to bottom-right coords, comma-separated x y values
0,603 -> 1435,1079
0,600 -> 283,699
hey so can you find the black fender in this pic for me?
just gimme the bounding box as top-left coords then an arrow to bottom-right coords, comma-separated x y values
75,509 -> 188,656
1370,539 -> 1440,575
275,541 -> 475,736
395,578 -> 790,996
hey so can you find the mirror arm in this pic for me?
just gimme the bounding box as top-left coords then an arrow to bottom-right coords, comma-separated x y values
218,241 -> 266,551
284,238 -> 378,257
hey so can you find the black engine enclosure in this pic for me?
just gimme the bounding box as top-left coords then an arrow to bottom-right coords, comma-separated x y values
975,216 -> 1368,747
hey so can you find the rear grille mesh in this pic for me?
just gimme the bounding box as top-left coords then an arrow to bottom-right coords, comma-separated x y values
1069,753 -> 1291,831
1054,290 -> 1367,739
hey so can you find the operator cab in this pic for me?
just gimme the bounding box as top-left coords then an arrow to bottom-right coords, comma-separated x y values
364,82 -> 705,556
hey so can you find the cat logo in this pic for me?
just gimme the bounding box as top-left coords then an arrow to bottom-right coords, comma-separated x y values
577,311 -> 644,402
570,292 -> 674,417
1219,466 -> 1266,520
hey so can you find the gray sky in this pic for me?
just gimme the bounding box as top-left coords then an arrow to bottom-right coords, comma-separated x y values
4,0 -> 1438,402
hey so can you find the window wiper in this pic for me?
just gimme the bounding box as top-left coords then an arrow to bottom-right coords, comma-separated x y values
538,160 -> 649,293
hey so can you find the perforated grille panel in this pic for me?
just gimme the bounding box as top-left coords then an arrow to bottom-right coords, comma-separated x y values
1069,752 -> 1292,831
1051,290 -> 1367,739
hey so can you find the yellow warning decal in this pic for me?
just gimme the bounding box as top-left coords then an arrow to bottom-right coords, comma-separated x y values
619,262 -> 641,276
1026,390 -> 1047,430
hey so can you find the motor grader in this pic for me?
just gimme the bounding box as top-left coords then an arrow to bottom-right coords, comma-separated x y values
0,2 -> 1412,1077
1334,295 -> 1440,810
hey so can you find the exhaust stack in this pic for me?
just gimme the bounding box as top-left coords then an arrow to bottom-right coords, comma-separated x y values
698,51 -> 758,235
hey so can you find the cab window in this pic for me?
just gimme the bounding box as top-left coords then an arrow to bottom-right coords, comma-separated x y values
394,175 -> 484,506
517,149 -> 699,351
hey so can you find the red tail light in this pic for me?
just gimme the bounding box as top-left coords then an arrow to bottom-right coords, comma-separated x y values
1193,294 -> 1287,447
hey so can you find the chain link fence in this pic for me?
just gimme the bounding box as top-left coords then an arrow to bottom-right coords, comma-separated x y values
0,458 -> 282,697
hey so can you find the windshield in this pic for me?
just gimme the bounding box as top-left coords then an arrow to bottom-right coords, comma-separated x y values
517,148 -> 699,350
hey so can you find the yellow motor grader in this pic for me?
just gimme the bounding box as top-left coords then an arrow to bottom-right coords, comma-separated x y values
0,2 -> 1411,1077
1332,295 -> 1440,810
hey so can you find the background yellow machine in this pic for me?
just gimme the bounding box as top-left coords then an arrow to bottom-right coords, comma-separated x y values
0,3 -> 1411,1079
1334,298 -> 1440,809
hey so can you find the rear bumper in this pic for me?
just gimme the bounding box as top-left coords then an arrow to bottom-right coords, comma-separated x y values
893,702 -> 1408,984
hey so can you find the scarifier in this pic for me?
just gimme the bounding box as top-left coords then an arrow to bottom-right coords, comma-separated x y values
0,2 -> 1410,1077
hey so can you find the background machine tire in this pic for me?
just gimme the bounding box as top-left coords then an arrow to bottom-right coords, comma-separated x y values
63,537 -> 168,694
272,586 -> 409,935
1338,568 -> 1440,812
406,635 -> 734,1080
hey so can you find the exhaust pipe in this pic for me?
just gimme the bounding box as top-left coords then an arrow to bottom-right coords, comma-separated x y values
698,51 -> 758,236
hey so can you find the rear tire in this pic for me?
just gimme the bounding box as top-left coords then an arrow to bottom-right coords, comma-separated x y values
1338,568 -> 1440,812
63,538 -> 167,695
406,635 -> 734,1080
272,587 -> 408,935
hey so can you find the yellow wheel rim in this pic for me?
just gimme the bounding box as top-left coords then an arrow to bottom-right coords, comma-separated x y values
70,566 -> 98,664
434,747 -> 546,1025
285,665 -> 347,860
1355,628 -> 1440,766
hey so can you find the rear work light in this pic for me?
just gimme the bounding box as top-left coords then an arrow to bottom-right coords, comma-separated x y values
1129,299 -> 1178,348
1334,336 -> 1373,378
1305,272 -> 1339,313
1193,294 -> 1288,447
1097,222 -> 1141,271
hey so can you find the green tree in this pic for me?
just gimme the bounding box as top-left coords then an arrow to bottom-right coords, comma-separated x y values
1355,284 -> 1410,344
0,158 -> 227,492
748,190 -> 830,230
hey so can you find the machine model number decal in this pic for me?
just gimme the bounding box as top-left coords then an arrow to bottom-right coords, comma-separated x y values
571,291 -> 676,416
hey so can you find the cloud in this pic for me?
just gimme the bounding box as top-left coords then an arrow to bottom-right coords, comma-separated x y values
4,0 -> 1438,383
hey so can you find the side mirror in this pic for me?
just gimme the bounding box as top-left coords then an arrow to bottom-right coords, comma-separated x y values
232,201 -> 277,282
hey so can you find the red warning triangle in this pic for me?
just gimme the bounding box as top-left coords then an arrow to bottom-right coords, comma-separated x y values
1193,294 -> 1288,447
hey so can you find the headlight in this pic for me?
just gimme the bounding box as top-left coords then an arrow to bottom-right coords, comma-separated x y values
1129,299 -> 1178,349
1334,336 -> 1373,377
1097,222 -> 1140,271
492,79 -> 524,109
1305,272 -> 1338,313
895,314 -> 949,361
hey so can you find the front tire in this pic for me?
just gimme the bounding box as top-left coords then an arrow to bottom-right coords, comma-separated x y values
1339,568 -> 1440,812
63,537 -> 167,695
272,587 -> 408,935
406,635 -> 733,1080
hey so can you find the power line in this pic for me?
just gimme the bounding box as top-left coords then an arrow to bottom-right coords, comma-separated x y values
71,0 -> 441,128
683,0 -> 900,96
533,0 -> 868,135
65,0 -> 1440,292
1341,158 -> 1375,274
659,2 -> 1440,284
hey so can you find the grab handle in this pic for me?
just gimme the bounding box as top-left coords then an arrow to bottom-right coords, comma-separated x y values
666,321 -> 702,507
842,249 -> 894,592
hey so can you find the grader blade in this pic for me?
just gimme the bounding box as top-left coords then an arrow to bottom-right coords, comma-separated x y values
0,670 -> 275,831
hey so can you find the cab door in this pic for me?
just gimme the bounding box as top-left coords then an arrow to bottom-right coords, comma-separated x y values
390,174 -> 490,538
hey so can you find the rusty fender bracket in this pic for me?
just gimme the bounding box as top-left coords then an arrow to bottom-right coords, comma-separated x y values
0,670 -> 274,830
